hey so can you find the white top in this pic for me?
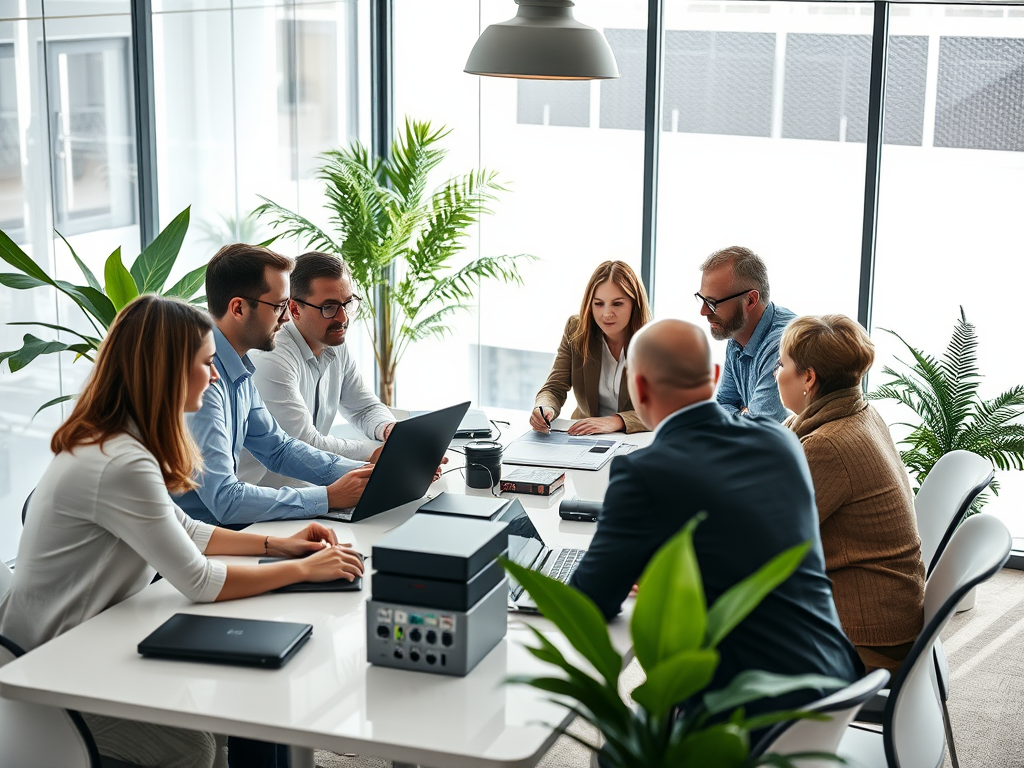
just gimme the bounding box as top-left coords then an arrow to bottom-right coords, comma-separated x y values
0,433 -> 226,652
596,338 -> 626,418
239,323 -> 393,484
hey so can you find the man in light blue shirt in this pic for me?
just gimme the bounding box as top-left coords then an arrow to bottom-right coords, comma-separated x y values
695,246 -> 796,422
175,244 -> 373,527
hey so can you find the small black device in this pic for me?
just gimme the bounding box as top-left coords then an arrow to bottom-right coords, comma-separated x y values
372,513 -> 509,581
558,498 -> 602,523
319,401 -> 470,523
258,558 -> 363,592
464,440 -> 503,489
371,557 -> 506,611
417,492 -> 508,521
138,613 -> 312,668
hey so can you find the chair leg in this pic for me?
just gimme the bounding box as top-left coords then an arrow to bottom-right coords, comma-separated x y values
940,696 -> 960,768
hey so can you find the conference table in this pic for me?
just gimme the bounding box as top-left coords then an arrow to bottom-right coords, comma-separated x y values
0,415 -> 653,768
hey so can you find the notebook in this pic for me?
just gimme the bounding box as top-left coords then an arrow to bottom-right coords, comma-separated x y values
137,613 -> 312,669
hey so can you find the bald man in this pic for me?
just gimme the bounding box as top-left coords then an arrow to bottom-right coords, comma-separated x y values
570,320 -> 860,716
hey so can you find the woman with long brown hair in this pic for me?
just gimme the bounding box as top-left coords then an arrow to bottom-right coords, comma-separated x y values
0,295 -> 363,768
531,261 -> 653,435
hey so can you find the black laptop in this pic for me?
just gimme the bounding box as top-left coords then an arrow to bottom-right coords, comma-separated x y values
138,613 -> 312,669
319,401 -> 471,523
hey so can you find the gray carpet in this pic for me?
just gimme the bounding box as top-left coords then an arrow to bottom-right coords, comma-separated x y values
317,569 -> 1024,768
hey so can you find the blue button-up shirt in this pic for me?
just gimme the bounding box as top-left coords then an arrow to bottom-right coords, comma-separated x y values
716,302 -> 796,422
175,326 -> 363,526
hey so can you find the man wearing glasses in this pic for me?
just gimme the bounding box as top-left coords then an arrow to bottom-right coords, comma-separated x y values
695,246 -> 795,421
176,244 -> 374,528
239,251 -> 396,487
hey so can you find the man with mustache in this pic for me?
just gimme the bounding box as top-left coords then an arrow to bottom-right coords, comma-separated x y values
696,246 -> 795,421
240,251 -> 396,488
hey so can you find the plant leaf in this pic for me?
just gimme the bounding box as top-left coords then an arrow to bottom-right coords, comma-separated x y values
55,230 -> 103,292
130,206 -> 190,293
163,263 -> 207,300
665,722 -> 749,768
7,321 -> 100,349
0,272 -> 49,289
104,247 -> 139,311
629,648 -> 719,719
0,227 -> 51,282
32,393 -> 76,419
703,671 -> 847,718
631,514 -> 707,670
705,541 -> 811,649
501,557 -> 622,687
0,334 -> 71,372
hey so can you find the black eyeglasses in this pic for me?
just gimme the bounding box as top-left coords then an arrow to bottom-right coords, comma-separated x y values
293,295 -> 362,320
243,297 -> 290,319
694,288 -> 755,315
772,357 -> 784,378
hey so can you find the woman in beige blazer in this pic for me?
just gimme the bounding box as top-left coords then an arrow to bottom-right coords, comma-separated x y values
531,261 -> 652,435
776,314 -> 925,673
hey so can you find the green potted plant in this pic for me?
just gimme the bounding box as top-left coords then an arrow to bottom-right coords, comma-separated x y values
503,514 -> 847,768
867,308 -> 1024,513
0,207 -> 202,413
255,118 -> 533,406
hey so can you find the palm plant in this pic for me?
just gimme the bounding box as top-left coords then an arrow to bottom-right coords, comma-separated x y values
0,207 -> 202,413
868,308 -> 1024,511
255,118 -> 533,406
504,514 -> 847,768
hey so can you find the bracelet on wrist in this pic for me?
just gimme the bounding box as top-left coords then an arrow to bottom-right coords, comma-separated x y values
264,536 -> 270,556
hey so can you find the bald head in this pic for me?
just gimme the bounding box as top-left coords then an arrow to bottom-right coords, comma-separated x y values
626,320 -> 717,428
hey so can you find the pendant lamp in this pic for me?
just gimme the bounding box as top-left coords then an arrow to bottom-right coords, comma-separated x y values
465,0 -> 619,81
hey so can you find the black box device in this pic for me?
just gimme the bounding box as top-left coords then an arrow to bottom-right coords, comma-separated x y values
372,514 -> 508,581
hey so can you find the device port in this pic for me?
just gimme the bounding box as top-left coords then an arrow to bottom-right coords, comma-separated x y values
376,624 -> 389,639
425,653 -> 437,665
441,654 -> 447,666
409,649 -> 421,663
425,630 -> 437,645
394,626 -> 404,641
409,628 -> 422,643
393,647 -> 404,660
441,631 -> 454,647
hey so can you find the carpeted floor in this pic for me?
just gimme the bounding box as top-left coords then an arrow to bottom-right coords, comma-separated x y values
317,568 -> 1024,768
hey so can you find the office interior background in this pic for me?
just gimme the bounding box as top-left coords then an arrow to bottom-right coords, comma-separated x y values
0,0 -> 1021,563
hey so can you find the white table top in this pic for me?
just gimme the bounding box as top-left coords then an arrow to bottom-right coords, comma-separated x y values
0,419 -> 652,768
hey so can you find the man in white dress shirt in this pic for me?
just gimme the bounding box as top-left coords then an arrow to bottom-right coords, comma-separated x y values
239,252 -> 395,486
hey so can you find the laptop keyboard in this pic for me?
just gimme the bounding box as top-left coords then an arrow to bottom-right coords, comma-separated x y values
548,548 -> 586,584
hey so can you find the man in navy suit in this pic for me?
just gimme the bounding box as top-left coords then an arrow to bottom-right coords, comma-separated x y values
570,319 -> 860,712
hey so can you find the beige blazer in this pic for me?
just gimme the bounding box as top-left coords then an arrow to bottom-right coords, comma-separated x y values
534,316 -> 647,434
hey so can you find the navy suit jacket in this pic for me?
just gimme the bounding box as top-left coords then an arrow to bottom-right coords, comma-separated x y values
571,401 -> 861,710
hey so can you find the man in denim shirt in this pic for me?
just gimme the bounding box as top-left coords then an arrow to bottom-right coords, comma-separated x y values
175,244 -> 373,527
695,246 -> 795,422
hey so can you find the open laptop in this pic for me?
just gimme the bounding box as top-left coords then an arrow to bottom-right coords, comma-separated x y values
320,401 -> 470,523
412,407 -> 493,439
495,501 -> 587,613
138,613 -> 312,669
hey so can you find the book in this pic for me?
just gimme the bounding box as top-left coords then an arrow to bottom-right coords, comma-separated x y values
500,467 -> 566,496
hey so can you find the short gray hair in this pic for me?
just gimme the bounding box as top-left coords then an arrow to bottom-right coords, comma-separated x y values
699,246 -> 770,305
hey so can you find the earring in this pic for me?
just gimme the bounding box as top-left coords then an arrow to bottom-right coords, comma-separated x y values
803,391 -> 807,396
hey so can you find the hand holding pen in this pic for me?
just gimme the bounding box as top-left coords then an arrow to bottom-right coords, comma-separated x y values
530,406 -> 556,433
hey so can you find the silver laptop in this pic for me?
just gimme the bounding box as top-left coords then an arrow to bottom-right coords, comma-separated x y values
138,613 -> 312,669
496,502 -> 587,613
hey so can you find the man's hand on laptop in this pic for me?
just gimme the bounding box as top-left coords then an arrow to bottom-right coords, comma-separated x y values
327,464 -> 374,508
433,456 -> 449,482
302,544 -> 365,583
266,522 -> 339,558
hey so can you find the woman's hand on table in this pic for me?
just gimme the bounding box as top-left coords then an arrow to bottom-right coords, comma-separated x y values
301,544 -> 365,582
568,415 -> 624,435
266,522 -> 339,558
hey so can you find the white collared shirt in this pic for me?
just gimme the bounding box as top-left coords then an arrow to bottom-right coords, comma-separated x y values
597,338 -> 626,417
238,323 -> 393,483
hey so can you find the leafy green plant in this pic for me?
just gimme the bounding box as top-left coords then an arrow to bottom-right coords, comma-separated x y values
0,207 -> 202,413
255,118 -> 533,406
504,514 -> 847,768
868,308 -> 1024,511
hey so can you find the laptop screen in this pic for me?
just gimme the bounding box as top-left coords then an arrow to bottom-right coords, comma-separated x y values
495,503 -> 546,571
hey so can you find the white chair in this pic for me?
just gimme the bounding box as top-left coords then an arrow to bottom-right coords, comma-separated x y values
753,669 -> 890,767
0,560 -> 12,600
838,513 -> 1011,768
914,450 -> 994,577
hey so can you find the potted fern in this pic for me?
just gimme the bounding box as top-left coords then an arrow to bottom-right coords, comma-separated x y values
504,514 -> 847,768
867,308 -> 1024,512
0,207 -> 203,414
254,118 -> 533,406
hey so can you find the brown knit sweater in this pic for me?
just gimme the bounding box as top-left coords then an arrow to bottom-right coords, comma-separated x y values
787,388 -> 925,647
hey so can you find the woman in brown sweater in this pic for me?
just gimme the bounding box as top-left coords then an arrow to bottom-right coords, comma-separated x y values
775,314 -> 925,673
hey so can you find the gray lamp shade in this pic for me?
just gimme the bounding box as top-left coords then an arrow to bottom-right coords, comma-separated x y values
465,1 -> 619,81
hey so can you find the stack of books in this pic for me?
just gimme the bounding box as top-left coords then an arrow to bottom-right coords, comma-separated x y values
499,467 -> 565,496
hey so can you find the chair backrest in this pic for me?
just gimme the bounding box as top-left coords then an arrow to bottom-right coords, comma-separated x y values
884,513 -> 1011,768
755,669 -> 890,767
914,450 -> 993,575
0,560 -> 12,600
0,634 -> 100,768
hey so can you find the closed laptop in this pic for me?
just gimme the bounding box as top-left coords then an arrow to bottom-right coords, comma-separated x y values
138,613 -> 313,669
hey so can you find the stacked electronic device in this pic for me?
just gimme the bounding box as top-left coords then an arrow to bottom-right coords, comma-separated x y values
366,513 -> 509,676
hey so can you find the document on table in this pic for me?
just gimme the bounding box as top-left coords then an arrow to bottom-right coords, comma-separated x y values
503,430 -> 625,471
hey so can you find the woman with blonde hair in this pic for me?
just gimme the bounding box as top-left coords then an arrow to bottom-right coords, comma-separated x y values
775,314 -> 925,673
531,261 -> 652,435
0,295 -> 362,768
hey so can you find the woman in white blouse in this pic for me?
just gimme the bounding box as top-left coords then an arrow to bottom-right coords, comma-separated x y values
0,295 -> 363,768
531,261 -> 653,435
